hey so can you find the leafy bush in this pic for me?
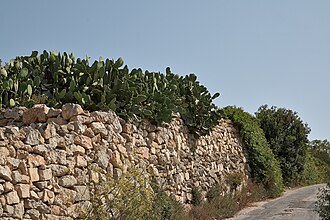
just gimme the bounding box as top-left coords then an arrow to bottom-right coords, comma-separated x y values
315,183 -> 330,220
256,105 -> 311,185
301,152 -> 323,185
309,139 -> 330,183
0,51 -> 221,135
222,106 -> 284,197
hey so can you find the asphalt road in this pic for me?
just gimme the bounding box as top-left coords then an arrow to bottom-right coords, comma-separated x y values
227,184 -> 326,220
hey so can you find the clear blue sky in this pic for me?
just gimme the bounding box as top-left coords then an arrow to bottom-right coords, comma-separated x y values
1,1 -> 329,141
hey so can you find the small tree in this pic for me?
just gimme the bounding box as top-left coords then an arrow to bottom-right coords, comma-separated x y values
256,105 -> 310,185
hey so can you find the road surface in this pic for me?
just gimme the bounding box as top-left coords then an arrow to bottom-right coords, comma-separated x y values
227,184 -> 326,220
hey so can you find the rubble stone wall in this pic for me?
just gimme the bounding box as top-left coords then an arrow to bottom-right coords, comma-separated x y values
0,104 -> 249,219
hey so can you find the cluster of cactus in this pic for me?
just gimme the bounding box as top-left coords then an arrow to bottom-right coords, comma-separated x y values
0,51 -> 221,135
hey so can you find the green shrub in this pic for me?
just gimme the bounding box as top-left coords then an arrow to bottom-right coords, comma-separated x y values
0,51 -> 221,136
191,187 -> 203,206
255,105 -> 310,186
84,167 -> 154,220
301,152 -> 323,185
315,183 -> 330,220
222,106 -> 284,197
309,139 -> 330,183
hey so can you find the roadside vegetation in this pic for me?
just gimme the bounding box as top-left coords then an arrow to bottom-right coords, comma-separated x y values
1,51 -> 330,219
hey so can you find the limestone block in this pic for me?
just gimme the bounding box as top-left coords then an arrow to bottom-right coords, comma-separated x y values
110,150 -> 122,168
47,108 -> 62,118
24,128 -> 44,146
59,175 -> 77,188
4,182 -> 14,192
0,166 -> 12,182
39,169 -> 52,181
42,189 -> 55,204
62,103 -> 84,120
74,186 -> 90,201
40,123 -> 57,139
28,168 -> 39,182
55,188 -> 77,205
76,155 -> 87,168
89,122 -> 108,137
27,155 -> 46,167
96,150 -> 110,169
49,164 -> 69,177
13,202 -> 24,218
22,104 -> 49,124
74,135 -> 92,149
6,191 -> 19,205
26,208 -> 40,220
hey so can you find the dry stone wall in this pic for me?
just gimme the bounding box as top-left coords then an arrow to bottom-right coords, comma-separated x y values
0,104 -> 249,219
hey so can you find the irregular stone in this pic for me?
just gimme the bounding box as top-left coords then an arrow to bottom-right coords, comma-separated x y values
12,170 -> 23,183
58,175 -> 77,187
5,204 -> 14,215
23,104 -> 49,124
55,188 -> 77,205
15,184 -> 30,198
18,161 -> 28,175
0,165 -> 12,181
70,144 -> 85,155
28,167 -> 40,182
26,208 -> 40,220
62,103 -> 84,120
96,150 -> 110,169
83,127 -> 95,138
4,182 -> 14,192
110,150 -> 122,168
6,191 -> 20,204
51,204 -> 66,216
47,108 -> 62,118
72,121 -> 86,134
117,144 -> 128,157
47,149 -> 67,165
89,122 -> 108,137
89,169 -> 99,183
74,186 -> 90,201
74,135 -> 92,149
24,128 -> 44,146
39,169 -> 52,181
42,189 -> 55,204
0,147 -> 9,165
27,154 -> 46,167
30,191 -> 39,200
40,123 -> 57,139
49,164 -> 69,177
136,147 -> 149,159
0,184 -> 3,194
34,180 -> 48,189
76,155 -> 87,168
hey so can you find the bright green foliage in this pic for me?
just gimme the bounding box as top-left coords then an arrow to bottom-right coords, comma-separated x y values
308,140 -> 330,183
301,152 -> 323,185
255,105 -> 311,186
0,51 -> 221,135
315,183 -> 330,220
222,106 -> 284,197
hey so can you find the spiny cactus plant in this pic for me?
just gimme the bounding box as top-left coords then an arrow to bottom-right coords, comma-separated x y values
0,51 -> 221,135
